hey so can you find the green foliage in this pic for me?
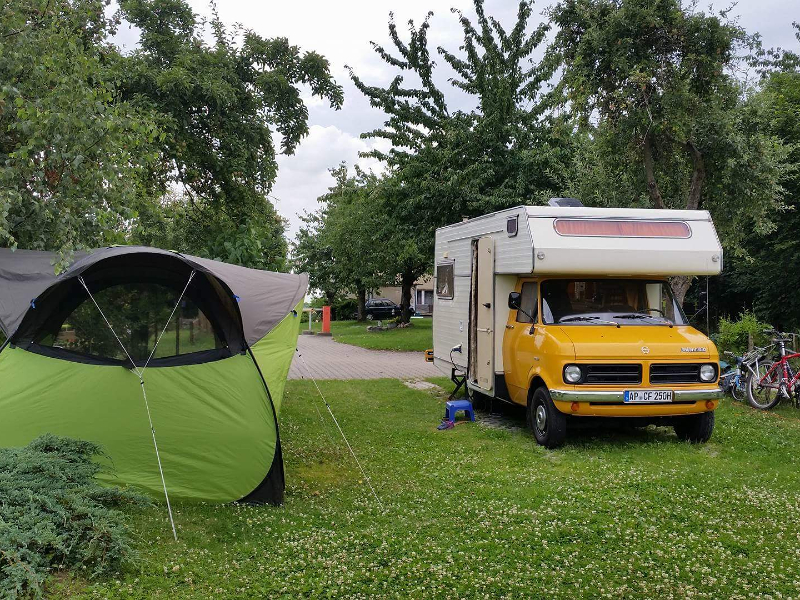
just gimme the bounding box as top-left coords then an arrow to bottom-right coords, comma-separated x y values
345,0 -> 573,320
0,435 -> 147,598
0,0 -> 341,272
726,68 -> 800,330
135,191 -> 288,271
331,297 -> 359,321
118,0 -> 343,268
716,312 -> 774,356
293,165 -> 392,306
548,0 -> 789,302
0,0 -> 160,269
350,0 -> 572,232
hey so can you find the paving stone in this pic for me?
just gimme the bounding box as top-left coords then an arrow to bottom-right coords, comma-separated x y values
289,334 -> 440,380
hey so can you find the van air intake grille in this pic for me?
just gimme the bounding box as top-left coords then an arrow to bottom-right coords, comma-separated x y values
583,364 -> 642,385
649,364 -> 701,384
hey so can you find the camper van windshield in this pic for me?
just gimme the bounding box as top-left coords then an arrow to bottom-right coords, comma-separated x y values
541,279 -> 687,326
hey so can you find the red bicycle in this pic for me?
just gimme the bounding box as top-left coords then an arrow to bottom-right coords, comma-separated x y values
747,330 -> 800,410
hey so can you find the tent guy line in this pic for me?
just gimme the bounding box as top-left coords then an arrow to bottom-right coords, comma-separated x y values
141,270 -> 197,376
77,273 -> 197,542
295,348 -> 383,508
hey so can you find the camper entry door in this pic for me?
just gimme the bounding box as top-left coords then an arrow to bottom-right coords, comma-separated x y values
468,236 -> 495,392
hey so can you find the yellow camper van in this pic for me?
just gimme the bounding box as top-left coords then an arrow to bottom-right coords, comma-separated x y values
432,200 -> 723,447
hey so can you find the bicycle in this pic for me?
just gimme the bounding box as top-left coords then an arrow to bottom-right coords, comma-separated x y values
721,351 -> 747,401
746,330 -> 800,410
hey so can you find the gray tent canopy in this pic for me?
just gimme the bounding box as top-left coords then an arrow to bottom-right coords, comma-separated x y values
0,246 -> 308,349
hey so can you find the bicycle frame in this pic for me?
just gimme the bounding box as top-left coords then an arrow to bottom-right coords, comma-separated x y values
756,340 -> 800,394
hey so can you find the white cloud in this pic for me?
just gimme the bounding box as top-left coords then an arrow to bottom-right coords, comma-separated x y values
270,125 -> 390,238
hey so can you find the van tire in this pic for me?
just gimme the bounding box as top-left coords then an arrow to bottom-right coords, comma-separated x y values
528,387 -> 567,448
673,411 -> 714,443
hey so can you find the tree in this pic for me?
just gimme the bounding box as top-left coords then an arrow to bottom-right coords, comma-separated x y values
726,31 -> 800,330
118,0 -> 344,268
293,211 -> 341,308
293,165 -> 392,319
0,0 -> 159,269
349,0 -> 572,320
133,190 -> 289,271
548,0 -> 786,304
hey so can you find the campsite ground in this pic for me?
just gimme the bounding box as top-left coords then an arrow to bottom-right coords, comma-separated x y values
307,317 -> 432,352
59,378 -> 800,598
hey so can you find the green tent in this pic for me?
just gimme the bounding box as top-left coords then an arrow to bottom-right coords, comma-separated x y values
0,246 -> 306,505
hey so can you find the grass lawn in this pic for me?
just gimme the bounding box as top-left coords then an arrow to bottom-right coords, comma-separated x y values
58,381 -> 800,598
306,317 -> 432,352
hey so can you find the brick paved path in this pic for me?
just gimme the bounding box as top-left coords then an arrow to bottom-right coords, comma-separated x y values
288,333 -> 440,380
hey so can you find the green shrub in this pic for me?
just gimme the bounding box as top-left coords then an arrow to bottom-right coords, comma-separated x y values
332,298 -> 358,320
0,435 -> 148,598
717,312 -> 773,357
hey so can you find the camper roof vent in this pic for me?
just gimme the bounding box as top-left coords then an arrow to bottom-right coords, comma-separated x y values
548,197 -> 583,207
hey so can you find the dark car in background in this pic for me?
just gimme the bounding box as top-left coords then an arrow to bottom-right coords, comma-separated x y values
361,298 -> 402,320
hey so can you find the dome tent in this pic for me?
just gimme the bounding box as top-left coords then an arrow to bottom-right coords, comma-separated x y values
0,246 -> 307,505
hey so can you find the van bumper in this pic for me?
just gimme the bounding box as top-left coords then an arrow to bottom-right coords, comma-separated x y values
550,388 -> 723,403
550,388 -> 722,417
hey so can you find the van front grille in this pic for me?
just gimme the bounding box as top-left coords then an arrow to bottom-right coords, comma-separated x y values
583,364 -> 642,385
650,364 -> 701,384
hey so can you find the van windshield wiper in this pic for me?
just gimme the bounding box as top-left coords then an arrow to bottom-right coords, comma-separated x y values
613,313 -> 674,328
558,316 -> 621,328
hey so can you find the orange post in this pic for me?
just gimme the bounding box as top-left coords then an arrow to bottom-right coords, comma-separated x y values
319,305 -> 332,336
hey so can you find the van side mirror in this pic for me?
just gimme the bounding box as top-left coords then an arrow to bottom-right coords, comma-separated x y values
508,292 -> 522,310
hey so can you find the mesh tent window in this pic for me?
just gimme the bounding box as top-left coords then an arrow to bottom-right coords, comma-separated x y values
36,282 -> 222,362
12,252 -> 245,367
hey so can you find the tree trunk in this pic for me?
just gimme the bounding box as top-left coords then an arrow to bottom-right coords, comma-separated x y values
643,133 -> 665,209
325,290 -> 336,319
356,288 -> 367,321
400,270 -> 415,324
670,141 -> 706,307
670,275 -> 692,308
685,140 -> 705,210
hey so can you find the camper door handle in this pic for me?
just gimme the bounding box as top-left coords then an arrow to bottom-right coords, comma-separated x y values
477,327 -> 492,334
482,302 -> 491,308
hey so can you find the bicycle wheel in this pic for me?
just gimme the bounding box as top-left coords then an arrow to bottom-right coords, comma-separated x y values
747,363 -> 782,410
731,376 -> 744,402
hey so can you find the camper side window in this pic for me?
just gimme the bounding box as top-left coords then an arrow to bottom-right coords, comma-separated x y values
516,282 -> 538,323
436,263 -> 454,299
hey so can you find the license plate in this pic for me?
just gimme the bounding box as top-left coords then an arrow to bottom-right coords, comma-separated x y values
624,390 -> 673,403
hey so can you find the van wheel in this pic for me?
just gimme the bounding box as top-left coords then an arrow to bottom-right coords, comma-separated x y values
527,387 -> 567,448
673,411 -> 714,443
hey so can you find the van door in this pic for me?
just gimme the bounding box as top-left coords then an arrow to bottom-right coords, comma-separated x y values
469,236 -> 495,391
502,280 -> 539,404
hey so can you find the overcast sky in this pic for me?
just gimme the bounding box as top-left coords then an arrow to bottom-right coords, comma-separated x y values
114,0 -> 798,240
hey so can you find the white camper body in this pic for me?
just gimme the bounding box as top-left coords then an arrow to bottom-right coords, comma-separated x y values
432,205 -> 723,397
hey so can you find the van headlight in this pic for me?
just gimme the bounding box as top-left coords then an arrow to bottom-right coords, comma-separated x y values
564,365 -> 583,384
699,364 -> 717,382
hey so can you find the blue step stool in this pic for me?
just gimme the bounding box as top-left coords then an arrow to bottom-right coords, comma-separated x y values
445,399 -> 475,422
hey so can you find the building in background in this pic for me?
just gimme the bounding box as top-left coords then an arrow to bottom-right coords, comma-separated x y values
370,276 -> 434,315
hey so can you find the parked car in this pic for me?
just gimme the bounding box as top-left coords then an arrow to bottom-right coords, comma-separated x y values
359,299 -> 402,321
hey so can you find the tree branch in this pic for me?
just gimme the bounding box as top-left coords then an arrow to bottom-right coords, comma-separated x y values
643,133 -> 665,209
685,140 -> 705,210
